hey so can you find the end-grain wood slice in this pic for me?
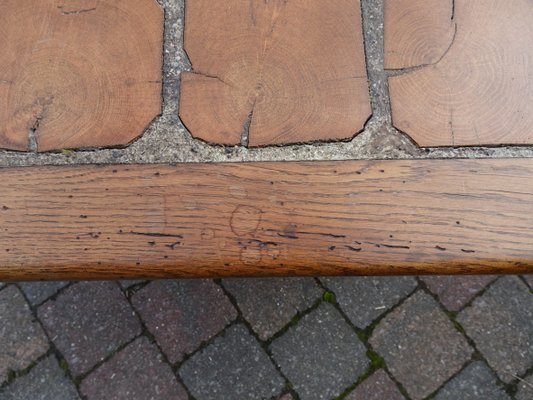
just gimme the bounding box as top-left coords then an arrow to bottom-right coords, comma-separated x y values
0,0 -> 163,152
385,0 -> 533,147
0,159 -> 532,281
179,0 -> 371,147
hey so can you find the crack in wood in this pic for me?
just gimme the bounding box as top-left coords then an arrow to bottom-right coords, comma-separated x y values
58,6 -> 97,15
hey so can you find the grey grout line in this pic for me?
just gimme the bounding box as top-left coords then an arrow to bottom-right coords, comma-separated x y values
167,312 -> 238,372
120,280 -> 200,400
359,0 -> 422,157
214,279 -> 302,399
433,276 -> 499,314
465,277 -> 506,311
0,350 -> 53,391
74,335 -> 143,397
256,298 -> 324,350
360,0 -> 390,121
416,277 -> 518,398
19,281 -> 76,308
315,277 -> 416,400
415,279 -> 486,391
139,283 -> 247,378
6,284 -> 86,399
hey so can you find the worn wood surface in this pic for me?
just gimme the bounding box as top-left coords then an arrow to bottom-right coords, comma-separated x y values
385,0 -> 533,147
1,159 -> 532,281
179,0 -> 371,147
0,0 -> 163,151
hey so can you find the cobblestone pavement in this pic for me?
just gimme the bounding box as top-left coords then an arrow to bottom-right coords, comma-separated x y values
1,276 -> 532,400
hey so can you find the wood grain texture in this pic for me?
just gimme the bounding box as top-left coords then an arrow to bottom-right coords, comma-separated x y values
1,159 -> 533,281
385,0 -> 533,147
179,0 -> 371,147
0,0 -> 163,152
384,0 -> 456,69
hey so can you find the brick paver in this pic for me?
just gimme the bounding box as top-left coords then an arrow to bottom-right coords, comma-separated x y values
132,279 -> 237,363
81,337 -> 188,400
38,281 -> 141,376
179,324 -> 284,400
0,356 -> 80,400
516,373 -> 533,400
434,362 -> 510,400
18,282 -> 69,306
421,276 -> 496,311
0,285 -> 49,383
320,277 -> 417,328
223,277 -> 321,340
458,277 -> 533,382
0,274 -> 528,400
370,290 -> 472,400
270,302 -> 368,400
345,369 -> 405,400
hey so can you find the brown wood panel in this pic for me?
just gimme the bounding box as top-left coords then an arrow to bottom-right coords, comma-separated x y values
1,159 -> 532,281
0,0 -> 163,151
179,0 -> 371,147
385,0 -> 533,147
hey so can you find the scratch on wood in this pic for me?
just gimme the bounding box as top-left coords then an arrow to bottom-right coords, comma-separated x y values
57,5 -> 97,15
166,241 -> 181,250
123,231 -> 183,239
345,245 -> 362,252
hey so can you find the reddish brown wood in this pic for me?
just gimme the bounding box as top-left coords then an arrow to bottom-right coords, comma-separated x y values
179,0 -> 371,147
0,0 -> 163,151
385,0 -> 533,147
0,159 -> 532,281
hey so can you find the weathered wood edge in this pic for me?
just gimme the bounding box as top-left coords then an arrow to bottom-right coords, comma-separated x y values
1,158 -> 532,281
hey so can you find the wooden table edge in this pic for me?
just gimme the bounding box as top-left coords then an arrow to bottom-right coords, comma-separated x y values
1,158 -> 532,281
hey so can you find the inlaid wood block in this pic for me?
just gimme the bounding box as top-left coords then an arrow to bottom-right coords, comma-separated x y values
385,0 -> 533,147
179,0 -> 371,147
0,0 -> 163,152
